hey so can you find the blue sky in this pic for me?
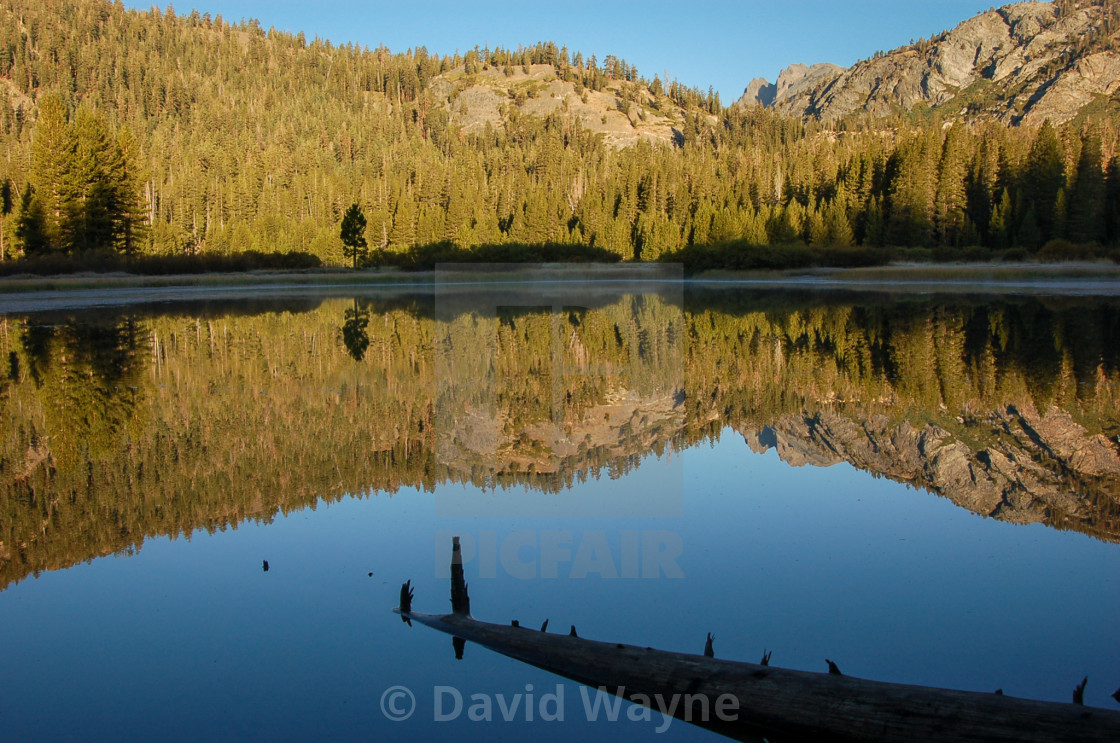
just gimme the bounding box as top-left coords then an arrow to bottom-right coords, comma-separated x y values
131,1 -> 1003,102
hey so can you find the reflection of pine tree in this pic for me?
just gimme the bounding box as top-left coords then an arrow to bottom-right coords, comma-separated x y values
21,318 -> 146,466
5,296 -> 1120,588
341,300 -> 371,361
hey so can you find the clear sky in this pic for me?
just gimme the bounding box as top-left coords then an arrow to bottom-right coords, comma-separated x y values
129,0 -> 1005,102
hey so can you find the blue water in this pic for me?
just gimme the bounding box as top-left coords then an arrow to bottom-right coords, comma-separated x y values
3,427 -> 1118,742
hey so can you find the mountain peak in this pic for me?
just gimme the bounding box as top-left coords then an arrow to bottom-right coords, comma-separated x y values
737,63 -> 845,110
736,0 -> 1120,125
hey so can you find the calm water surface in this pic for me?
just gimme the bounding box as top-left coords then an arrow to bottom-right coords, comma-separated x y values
1,284 -> 1119,741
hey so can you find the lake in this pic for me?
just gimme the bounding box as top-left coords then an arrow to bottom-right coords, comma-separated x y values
2,273 -> 1119,741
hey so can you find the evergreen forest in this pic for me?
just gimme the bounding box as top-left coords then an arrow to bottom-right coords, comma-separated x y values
1,0 -> 1120,268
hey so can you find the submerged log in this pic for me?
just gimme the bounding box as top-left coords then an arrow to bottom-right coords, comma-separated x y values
395,541 -> 1120,743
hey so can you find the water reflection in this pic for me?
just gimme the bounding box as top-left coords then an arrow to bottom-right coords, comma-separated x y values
340,299 -> 371,362
9,316 -> 145,478
1,292 -> 1118,590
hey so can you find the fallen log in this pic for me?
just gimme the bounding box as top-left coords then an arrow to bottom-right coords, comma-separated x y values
395,538 -> 1120,743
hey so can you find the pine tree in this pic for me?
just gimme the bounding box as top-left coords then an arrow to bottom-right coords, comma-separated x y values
0,178 -> 11,261
934,124 -> 969,246
862,196 -> 886,247
1105,157 -> 1120,246
65,107 -> 119,252
111,127 -> 145,255
885,130 -> 938,247
28,95 -> 73,250
1023,121 -> 1065,246
989,189 -> 1012,249
389,196 -> 417,250
825,199 -> 854,247
24,100 -> 140,256
807,207 -> 828,247
15,184 -> 49,256
1066,133 -> 1105,244
339,203 -> 368,268
1019,205 -> 1042,251
964,151 -> 993,247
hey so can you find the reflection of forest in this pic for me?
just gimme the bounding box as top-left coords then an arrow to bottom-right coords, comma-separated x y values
1,292 -> 1119,589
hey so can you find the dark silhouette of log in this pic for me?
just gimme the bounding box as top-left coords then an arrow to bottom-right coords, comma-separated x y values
540,619 -> 548,632
394,540 -> 1120,743
398,580 -> 413,626
399,580 -> 413,612
449,536 -> 470,616
1075,677 -> 1088,705
827,659 -> 843,676
705,633 -> 715,658
760,650 -> 772,666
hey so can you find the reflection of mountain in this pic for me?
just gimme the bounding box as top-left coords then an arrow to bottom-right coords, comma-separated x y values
740,404 -> 1120,540
2,292 -> 1119,589
437,389 -> 686,492
433,293 -> 685,491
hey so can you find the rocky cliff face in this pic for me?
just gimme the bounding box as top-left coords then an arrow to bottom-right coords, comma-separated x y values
736,1 -> 1120,125
738,63 -> 844,110
429,64 -> 687,149
739,403 -> 1120,539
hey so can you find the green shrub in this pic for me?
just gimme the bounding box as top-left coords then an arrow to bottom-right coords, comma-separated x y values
390,241 -> 622,271
1036,239 -> 1104,262
661,239 -> 892,275
930,245 -> 991,262
811,245 -> 894,267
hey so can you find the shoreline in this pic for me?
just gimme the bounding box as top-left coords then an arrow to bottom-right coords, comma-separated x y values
2,261 -> 1119,314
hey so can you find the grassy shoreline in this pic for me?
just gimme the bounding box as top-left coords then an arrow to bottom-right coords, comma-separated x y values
692,261 -> 1120,282
0,266 -> 432,293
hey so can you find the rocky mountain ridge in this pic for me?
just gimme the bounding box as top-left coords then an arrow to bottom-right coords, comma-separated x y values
739,403 -> 1120,539
736,1 -> 1120,125
429,63 -> 690,148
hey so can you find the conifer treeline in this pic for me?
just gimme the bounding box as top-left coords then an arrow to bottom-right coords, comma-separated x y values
1,0 -> 1119,265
